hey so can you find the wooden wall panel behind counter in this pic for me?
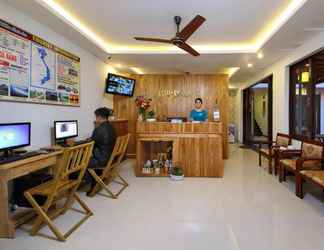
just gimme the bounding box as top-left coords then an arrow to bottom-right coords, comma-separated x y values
113,74 -> 229,158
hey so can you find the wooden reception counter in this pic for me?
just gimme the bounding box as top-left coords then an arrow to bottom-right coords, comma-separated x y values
136,121 -> 224,177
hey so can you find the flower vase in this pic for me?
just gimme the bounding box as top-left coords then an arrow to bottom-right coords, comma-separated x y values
138,111 -> 146,121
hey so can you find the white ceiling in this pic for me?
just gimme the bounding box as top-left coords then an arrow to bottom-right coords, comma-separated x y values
54,0 -> 292,48
5,0 -> 324,83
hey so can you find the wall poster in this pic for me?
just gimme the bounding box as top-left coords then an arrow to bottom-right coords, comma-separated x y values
0,18 -> 80,106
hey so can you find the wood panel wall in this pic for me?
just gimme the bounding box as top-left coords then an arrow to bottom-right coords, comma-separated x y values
113,74 -> 229,158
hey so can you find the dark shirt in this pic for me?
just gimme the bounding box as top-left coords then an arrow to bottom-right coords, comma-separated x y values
91,121 -> 117,166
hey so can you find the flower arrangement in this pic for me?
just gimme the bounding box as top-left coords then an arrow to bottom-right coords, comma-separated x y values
135,96 -> 152,120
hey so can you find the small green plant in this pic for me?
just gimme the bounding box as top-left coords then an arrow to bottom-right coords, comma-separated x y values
171,166 -> 183,176
147,110 -> 156,119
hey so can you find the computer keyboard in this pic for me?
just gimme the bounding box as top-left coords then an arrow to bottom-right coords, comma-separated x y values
0,151 -> 43,165
74,139 -> 90,146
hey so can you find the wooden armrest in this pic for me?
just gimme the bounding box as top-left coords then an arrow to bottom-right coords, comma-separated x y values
282,149 -> 301,153
257,141 -> 275,145
300,157 -> 322,161
278,149 -> 301,158
257,140 -> 276,149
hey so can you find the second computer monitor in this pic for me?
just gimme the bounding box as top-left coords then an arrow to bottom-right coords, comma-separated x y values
54,120 -> 78,141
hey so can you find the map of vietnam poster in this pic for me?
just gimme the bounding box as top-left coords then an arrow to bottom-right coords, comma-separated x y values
0,18 -> 80,106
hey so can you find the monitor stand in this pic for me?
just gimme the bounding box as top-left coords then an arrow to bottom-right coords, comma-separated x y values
56,139 -> 68,147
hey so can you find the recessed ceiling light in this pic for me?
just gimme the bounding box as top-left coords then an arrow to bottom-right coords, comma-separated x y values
247,63 -> 253,68
116,64 -> 123,68
257,52 -> 264,59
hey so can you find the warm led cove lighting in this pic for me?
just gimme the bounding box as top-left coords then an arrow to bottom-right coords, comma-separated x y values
36,0 -> 307,55
130,67 -> 144,74
35,0 -> 113,52
255,0 -> 308,49
227,67 -> 241,78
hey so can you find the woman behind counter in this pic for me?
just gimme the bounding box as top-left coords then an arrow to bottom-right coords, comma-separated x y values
190,98 -> 208,122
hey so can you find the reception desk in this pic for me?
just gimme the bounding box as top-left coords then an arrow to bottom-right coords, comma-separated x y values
136,121 -> 224,177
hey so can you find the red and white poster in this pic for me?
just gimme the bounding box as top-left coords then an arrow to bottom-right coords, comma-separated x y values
0,18 -> 80,106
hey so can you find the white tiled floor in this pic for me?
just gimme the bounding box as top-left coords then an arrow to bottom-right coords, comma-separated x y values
2,145 -> 324,250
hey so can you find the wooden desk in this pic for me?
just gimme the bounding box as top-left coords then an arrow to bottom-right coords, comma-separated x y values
0,151 -> 63,238
136,122 -> 224,177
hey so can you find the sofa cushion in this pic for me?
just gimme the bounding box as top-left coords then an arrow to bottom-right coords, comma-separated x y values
301,143 -> 323,159
277,136 -> 290,147
301,170 -> 324,186
280,159 -> 322,170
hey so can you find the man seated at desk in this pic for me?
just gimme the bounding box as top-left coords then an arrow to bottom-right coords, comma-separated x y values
189,98 -> 208,122
12,107 -> 116,206
85,107 -> 117,193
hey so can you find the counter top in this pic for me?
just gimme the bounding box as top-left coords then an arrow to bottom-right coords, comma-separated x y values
136,121 -> 222,134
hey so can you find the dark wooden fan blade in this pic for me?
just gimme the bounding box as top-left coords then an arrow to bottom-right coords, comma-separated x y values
179,15 -> 206,41
177,42 -> 200,56
134,37 -> 172,43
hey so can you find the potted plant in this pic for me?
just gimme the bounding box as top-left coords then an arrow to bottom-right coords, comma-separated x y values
170,164 -> 184,181
135,96 -> 152,121
146,110 -> 156,122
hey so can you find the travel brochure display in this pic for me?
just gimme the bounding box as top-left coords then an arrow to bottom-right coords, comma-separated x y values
0,18 -> 80,106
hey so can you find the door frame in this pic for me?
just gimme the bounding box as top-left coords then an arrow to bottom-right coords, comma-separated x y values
243,75 -> 273,145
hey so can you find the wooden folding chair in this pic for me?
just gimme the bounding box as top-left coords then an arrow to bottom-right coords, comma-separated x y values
88,134 -> 130,199
24,142 -> 94,242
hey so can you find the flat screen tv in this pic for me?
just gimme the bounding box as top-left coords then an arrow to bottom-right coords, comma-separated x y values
105,73 -> 136,97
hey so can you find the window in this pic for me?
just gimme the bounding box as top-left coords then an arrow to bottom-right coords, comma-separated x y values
313,52 -> 324,138
289,49 -> 324,139
290,59 -> 313,137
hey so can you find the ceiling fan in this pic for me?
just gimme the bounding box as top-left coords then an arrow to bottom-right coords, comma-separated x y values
134,15 -> 206,56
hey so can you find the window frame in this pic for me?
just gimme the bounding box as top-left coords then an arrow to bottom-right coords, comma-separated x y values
289,56 -> 318,139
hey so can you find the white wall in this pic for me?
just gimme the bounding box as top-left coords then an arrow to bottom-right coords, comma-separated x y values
241,31 -> 324,140
0,2 -> 118,149
228,88 -> 243,142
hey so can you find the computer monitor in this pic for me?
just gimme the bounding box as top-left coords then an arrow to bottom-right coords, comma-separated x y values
167,117 -> 187,123
54,120 -> 78,141
0,123 -> 31,152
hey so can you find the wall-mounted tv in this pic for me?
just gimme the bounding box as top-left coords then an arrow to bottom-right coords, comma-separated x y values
105,73 -> 136,97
